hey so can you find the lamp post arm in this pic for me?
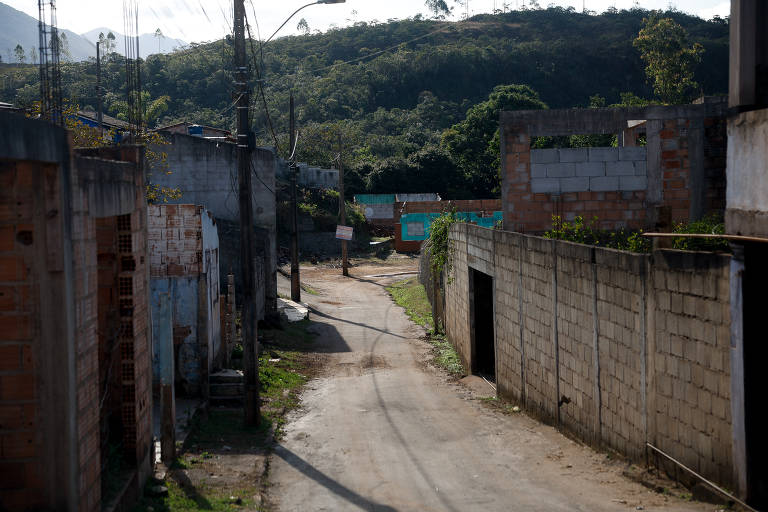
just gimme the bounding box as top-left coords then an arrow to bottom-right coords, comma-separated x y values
265,2 -> 319,43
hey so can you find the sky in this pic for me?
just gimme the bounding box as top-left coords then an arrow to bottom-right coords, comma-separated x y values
5,0 -> 730,43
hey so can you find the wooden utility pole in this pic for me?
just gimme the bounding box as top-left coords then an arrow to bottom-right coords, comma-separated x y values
96,41 -> 103,136
290,94 -> 301,301
234,0 -> 260,426
338,132 -> 349,277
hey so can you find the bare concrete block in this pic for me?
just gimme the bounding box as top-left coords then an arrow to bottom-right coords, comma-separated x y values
619,176 -> 648,191
588,147 -> 619,162
607,161 -> 636,176
619,147 -> 647,161
532,178 -> 560,194
575,161 -> 605,177
559,148 -> 588,163
531,148 -> 559,164
531,163 -> 547,178
546,163 -> 576,178
590,176 -> 619,191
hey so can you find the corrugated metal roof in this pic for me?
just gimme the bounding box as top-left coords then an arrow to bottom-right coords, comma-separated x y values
355,194 -> 396,205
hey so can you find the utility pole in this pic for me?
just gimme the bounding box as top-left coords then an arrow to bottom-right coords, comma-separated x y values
290,93 -> 301,302
338,132 -> 349,277
96,41 -> 103,137
234,0 -> 260,426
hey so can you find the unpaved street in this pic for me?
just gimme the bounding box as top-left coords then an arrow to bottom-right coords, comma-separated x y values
267,261 -> 713,512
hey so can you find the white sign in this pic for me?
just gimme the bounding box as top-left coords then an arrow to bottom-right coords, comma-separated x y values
336,225 -> 353,241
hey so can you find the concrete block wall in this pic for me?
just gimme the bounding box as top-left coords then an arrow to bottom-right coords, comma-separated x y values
651,251 -> 733,486
554,241 -> 600,445
443,225 -> 470,369
440,223 -> 735,489
530,147 -> 647,195
519,236 -> 558,422
594,249 -> 647,459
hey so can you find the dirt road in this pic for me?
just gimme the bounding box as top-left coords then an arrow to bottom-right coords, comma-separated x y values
267,261 -> 714,512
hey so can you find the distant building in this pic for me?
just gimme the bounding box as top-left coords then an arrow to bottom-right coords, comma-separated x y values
155,121 -> 232,139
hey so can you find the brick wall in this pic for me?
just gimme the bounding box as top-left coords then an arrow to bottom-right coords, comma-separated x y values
0,160 -> 47,509
501,103 -> 727,234
70,159 -> 101,511
438,223 -> 734,489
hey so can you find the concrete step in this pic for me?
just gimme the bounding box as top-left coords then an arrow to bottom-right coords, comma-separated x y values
209,383 -> 245,397
210,369 -> 244,384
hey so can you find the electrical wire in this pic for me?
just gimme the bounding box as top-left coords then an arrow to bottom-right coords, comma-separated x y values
243,9 -> 281,152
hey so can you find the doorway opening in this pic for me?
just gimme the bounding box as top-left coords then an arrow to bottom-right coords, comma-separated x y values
470,268 -> 495,380
743,242 -> 768,508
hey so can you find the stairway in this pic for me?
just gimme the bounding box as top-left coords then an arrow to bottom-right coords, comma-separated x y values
209,369 -> 244,406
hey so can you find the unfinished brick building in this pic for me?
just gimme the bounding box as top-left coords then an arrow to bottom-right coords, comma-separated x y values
149,204 -> 222,398
500,98 -> 727,233
0,113 -> 152,511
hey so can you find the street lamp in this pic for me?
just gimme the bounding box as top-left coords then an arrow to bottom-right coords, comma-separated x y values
265,0 -> 346,43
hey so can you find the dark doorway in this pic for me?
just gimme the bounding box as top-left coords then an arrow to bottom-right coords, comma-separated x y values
743,242 -> 768,508
470,269 -> 495,380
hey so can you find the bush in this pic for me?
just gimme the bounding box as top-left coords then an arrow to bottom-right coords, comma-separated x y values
544,216 -> 651,253
671,214 -> 730,252
425,211 -> 465,278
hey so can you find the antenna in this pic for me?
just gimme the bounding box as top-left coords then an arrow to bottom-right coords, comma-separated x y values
123,0 -> 142,134
37,0 -> 62,125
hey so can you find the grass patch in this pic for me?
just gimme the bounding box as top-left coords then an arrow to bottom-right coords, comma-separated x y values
386,277 -> 434,330
386,277 -> 464,377
134,319 -> 318,511
301,283 -> 319,295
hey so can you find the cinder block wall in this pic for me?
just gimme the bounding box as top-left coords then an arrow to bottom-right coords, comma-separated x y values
441,223 -> 734,489
531,147 -> 647,195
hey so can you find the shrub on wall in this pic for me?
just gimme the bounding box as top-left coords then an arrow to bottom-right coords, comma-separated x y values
424,211 -> 465,279
544,215 -> 651,253
671,214 -> 730,252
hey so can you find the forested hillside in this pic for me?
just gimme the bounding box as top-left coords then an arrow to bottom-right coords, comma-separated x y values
0,7 -> 729,198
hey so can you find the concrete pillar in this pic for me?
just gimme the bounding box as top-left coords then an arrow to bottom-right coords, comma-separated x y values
156,293 -> 176,464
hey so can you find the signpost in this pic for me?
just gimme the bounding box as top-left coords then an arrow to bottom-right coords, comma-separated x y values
336,225 -> 353,241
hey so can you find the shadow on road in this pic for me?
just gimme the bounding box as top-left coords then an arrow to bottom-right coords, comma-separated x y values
309,307 -> 409,340
273,444 -> 400,512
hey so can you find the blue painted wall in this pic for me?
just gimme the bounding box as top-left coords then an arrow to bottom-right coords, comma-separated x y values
400,212 -> 503,241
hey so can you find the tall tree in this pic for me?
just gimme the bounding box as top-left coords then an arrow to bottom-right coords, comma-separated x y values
633,13 -> 704,104
14,44 -> 25,64
297,18 -> 310,35
425,0 -> 452,19
154,28 -> 164,53
441,84 -> 547,196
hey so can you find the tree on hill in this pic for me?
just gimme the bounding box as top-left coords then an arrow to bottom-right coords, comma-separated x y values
442,84 -> 547,196
14,44 -> 24,64
634,13 -> 704,104
425,0 -> 452,19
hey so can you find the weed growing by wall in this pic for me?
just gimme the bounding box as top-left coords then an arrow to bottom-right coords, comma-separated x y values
544,215 -> 651,253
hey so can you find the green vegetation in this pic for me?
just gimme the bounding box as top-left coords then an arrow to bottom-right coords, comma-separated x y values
0,8 -> 728,199
544,214 -> 731,253
544,215 -> 651,253
133,320 -> 317,511
387,277 -> 434,330
671,214 -> 730,252
386,277 -> 464,376
634,14 -> 705,105
425,212 -> 465,278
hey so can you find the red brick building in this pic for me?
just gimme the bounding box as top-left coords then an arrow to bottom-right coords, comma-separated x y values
0,113 -> 152,511
500,98 -> 727,233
